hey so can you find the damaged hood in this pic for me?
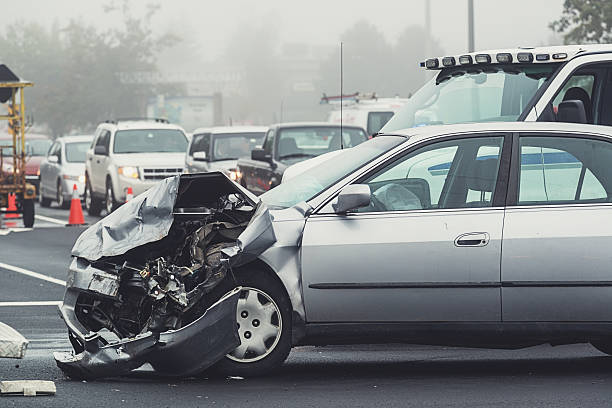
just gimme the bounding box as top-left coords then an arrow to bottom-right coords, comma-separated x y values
72,172 -> 259,262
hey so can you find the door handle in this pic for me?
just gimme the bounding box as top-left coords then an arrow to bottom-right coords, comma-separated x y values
454,232 -> 489,247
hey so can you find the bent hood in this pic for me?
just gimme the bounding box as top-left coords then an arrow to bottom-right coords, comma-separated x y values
72,172 -> 260,262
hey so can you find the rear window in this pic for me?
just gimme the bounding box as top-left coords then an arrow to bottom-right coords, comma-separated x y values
65,142 -> 90,163
113,129 -> 188,154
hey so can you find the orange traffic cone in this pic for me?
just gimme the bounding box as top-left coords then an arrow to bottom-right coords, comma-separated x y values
125,186 -> 133,203
67,184 -> 85,226
4,193 -> 20,219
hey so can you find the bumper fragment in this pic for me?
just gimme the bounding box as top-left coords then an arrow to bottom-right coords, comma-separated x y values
54,288 -> 241,380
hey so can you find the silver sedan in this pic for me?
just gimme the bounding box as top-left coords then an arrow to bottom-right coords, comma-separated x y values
57,121 -> 612,379
40,135 -> 92,208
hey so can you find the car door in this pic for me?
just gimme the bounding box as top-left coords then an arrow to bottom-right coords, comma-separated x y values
301,134 -> 511,323
41,142 -> 60,197
502,133 -> 612,321
91,130 -> 110,193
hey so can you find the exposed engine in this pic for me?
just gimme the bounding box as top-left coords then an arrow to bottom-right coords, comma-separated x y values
73,193 -> 252,342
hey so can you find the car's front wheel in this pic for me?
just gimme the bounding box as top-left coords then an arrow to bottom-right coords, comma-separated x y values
85,179 -> 102,216
213,269 -> 292,377
105,179 -> 118,214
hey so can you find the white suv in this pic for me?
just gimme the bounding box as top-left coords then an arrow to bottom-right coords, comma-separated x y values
84,119 -> 188,216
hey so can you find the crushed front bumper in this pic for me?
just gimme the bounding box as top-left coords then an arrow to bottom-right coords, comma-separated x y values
54,284 -> 241,380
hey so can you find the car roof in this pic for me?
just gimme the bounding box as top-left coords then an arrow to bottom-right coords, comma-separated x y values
422,44 -> 612,70
192,126 -> 268,135
272,121 -> 367,129
386,122 -> 612,144
57,135 -> 94,143
101,121 -> 185,132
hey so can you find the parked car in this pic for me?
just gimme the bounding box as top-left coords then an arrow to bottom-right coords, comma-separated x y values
84,118 -> 188,216
237,122 -> 368,194
185,126 -> 266,181
382,44 -> 612,133
56,121 -> 612,380
39,135 -> 93,208
0,133 -> 52,194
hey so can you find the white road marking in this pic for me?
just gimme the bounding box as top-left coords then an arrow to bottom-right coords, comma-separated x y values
35,214 -> 66,225
0,262 -> 66,286
0,301 -> 62,307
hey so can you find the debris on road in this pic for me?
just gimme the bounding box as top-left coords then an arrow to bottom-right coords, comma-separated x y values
0,322 -> 28,359
0,380 -> 56,396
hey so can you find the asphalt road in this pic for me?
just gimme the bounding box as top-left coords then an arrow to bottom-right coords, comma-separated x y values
2,203 -> 612,407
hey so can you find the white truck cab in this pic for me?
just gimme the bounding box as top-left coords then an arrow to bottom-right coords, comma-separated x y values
382,44 -> 612,132
323,93 -> 409,136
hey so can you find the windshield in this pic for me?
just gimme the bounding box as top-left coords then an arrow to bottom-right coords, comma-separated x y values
261,136 -> 405,208
113,129 -> 187,154
382,64 -> 560,132
212,132 -> 265,161
27,139 -> 52,156
65,141 -> 90,163
368,111 -> 394,135
277,126 -> 368,161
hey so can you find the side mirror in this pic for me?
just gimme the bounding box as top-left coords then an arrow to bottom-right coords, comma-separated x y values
193,151 -> 207,161
333,184 -> 371,214
557,100 -> 587,124
94,145 -> 107,155
48,155 -> 59,164
251,148 -> 271,162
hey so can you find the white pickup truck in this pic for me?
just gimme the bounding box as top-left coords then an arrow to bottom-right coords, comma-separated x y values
381,44 -> 612,132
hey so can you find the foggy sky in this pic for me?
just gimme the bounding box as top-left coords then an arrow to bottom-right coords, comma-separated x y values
3,0 -> 564,61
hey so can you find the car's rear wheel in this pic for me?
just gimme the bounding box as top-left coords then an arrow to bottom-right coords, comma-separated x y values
85,178 -> 102,216
57,181 -> 69,209
40,193 -> 51,208
213,269 -> 292,377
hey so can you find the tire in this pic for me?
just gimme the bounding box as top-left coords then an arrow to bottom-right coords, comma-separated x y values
592,342 -> 612,355
85,178 -> 102,217
105,178 -> 119,214
57,181 -> 69,209
40,194 -> 52,208
22,198 -> 34,228
212,268 -> 292,377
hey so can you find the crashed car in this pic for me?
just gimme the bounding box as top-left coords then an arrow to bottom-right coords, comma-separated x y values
56,121 -> 612,379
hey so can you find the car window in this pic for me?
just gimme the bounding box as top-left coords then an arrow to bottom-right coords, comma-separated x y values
367,111 -> 394,135
357,136 -> 504,212
518,136 -> 612,205
262,129 -> 274,154
48,142 -> 60,157
551,74 -> 595,123
277,126 -> 367,160
113,129 -> 187,154
211,132 -> 265,161
65,142 -> 90,163
189,133 -> 211,155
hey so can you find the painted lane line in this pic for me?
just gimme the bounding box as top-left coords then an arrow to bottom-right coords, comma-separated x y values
0,301 -> 62,307
0,262 -> 66,286
35,214 -> 67,225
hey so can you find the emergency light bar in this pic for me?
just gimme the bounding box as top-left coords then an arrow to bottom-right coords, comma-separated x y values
418,46 -> 589,70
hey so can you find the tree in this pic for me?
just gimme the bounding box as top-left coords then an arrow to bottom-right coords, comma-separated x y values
0,1 -> 179,136
551,0 -> 612,44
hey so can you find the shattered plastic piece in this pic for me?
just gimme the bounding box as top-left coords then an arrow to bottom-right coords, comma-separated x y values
0,322 -> 28,359
0,380 -> 56,396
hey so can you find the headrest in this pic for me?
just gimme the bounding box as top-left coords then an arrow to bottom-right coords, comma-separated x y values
466,158 -> 498,192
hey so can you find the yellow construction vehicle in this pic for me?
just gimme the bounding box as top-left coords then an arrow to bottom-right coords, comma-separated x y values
0,64 -> 35,227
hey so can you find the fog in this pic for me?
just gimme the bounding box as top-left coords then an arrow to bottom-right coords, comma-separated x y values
1,0 -> 565,134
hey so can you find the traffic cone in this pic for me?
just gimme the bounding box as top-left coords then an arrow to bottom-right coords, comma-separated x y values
125,186 -> 133,203
67,184 -> 85,226
4,193 -> 20,219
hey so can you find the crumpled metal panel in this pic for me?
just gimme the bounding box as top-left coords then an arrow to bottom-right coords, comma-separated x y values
0,322 -> 28,359
71,176 -> 180,261
54,288 -> 240,380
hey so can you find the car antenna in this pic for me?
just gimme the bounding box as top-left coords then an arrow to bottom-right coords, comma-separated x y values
340,42 -> 344,150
